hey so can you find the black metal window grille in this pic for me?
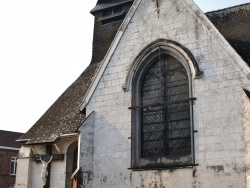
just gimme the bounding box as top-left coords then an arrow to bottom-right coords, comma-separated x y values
140,54 -> 191,159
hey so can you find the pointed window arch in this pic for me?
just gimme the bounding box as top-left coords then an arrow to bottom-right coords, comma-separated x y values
131,45 -> 196,169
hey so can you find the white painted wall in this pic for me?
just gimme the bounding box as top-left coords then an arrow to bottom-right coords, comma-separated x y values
15,146 -> 32,188
86,0 -> 250,187
16,138 -> 78,188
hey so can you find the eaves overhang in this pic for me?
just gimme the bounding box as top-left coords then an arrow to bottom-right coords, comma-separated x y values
18,133 -> 79,145
0,146 -> 20,151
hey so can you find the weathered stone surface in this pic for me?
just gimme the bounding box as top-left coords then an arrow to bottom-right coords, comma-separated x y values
86,0 -> 250,187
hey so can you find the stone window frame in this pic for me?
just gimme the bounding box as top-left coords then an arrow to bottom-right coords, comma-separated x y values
130,41 -> 200,170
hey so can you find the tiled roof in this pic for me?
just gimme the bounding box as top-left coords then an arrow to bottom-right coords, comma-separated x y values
0,130 -> 23,148
18,62 -> 100,144
18,0 -> 129,145
206,3 -> 250,65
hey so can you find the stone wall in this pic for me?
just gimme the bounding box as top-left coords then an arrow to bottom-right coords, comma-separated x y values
79,112 -> 95,188
86,0 -> 250,187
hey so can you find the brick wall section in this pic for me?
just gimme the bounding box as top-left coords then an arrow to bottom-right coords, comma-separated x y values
0,148 -> 19,188
86,0 -> 250,187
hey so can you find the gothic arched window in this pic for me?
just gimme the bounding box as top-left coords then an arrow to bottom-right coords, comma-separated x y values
131,45 -> 195,169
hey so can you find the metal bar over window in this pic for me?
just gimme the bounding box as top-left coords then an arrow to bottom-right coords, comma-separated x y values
140,54 -> 191,159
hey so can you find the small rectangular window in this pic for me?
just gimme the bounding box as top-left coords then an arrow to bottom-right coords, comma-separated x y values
103,8 -> 113,16
100,6 -> 124,25
10,157 -> 17,175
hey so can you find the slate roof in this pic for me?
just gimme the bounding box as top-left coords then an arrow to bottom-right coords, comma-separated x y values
91,0 -> 133,14
206,3 -> 250,65
18,62 -> 100,144
0,130 -> 23,148
18,2 -> 250,145
18,0 -> 128,145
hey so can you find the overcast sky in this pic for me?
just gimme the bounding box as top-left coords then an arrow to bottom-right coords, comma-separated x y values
0,0 -> 249,133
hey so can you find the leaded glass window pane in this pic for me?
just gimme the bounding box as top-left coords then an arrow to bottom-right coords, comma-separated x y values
141,54 -> 190,159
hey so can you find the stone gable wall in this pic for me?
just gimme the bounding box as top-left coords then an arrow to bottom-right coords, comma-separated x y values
86,0 -> 250,187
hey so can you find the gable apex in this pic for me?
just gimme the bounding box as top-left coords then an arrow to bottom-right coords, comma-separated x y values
80,0 -> 250,110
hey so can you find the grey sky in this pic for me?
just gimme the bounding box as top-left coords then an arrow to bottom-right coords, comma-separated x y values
0,0 -> 249,132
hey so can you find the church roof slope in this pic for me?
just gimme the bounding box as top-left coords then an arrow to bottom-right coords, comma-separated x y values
18,2 -> 250,145
206,3 -> 250,65
18,0 -> 133,145
0,130 -> 23,148
18,62 -> 100,144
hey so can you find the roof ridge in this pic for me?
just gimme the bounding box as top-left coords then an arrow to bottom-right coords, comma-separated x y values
206,3 -> 250,14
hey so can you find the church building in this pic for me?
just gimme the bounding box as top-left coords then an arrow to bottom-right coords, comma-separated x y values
16,0 -> 250,187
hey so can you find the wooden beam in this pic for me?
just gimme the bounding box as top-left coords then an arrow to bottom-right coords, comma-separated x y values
33,154 -> 64,162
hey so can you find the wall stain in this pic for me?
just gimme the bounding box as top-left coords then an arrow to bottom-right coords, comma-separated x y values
233,165 -> 246,174
130,173 -> 133,183
192,168 -> 197,188
207,165 -> 224,173
192,168 -> 197,177
140,174 -> 145,188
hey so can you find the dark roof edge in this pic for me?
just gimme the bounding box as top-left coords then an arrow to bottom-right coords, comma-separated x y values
243,88 -> 250,100
76,111 -> 95,129
16,138 -> 30,143
90,0 -> 133,14
19,138 -> 57,145
0,130 -> 23,134
206,3 -> 250,14
0,146 -> 21,150
20,133 -> 79,145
